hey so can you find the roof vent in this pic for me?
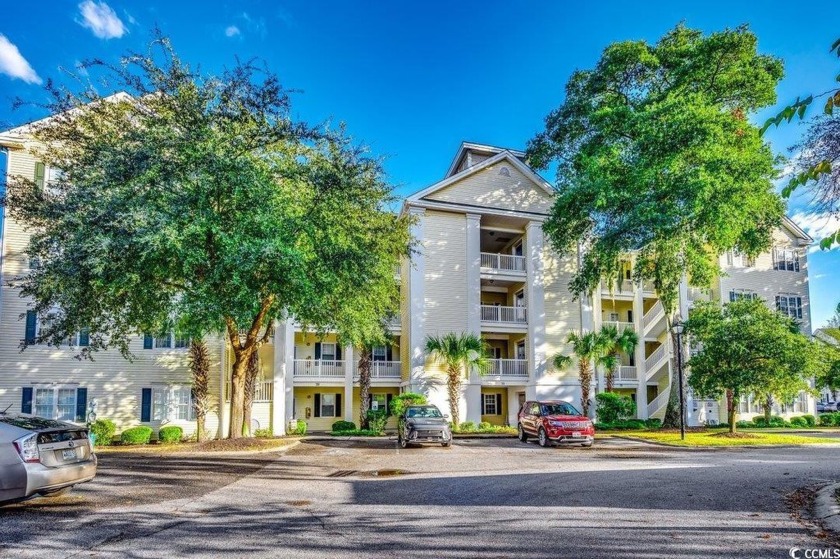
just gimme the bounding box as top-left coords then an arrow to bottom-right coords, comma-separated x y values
499,166 -> 511,177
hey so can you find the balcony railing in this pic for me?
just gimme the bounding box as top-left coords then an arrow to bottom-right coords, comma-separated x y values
642,300 -> 664,330
644,343 -> 667,371
224,380 -> 274,402
480,252 -> 526,273
602,279 -> 635,294
355,361 -> 402,379
293,359 -> 346,377
602,321 -> 634,333
614,366 -> 638,382
486,359 -> 528,377
480,305 -> 527,324
687,287 -> 712,302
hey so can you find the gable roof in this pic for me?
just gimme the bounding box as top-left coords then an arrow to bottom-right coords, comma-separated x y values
816,328 -> 840,347
444,142 -> 527,179
780,216 -> 813,243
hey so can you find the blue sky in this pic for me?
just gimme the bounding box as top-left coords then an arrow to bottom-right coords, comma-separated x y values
0,1 -> 837,326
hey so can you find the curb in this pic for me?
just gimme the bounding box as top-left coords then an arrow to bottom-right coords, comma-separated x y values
814,482 -> 840,535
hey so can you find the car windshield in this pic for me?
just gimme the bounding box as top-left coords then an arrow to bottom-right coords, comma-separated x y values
541,402 -> 581,416
406,407 -> 443,418
0,415 -> 75,431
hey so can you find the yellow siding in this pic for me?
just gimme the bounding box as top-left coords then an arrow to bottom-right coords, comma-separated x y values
351,387 -> 399,429
422,211 -> 468,335
480,387 -> 506,426
292,387 -> 345,432
542,249 -> 581,378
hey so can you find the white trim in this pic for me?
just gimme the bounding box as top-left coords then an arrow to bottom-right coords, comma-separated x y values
406,199 -> 548,221
781,215 -> 813,243
444,142 -> 526,178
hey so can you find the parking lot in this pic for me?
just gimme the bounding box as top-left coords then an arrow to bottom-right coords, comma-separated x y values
1,437 -> 839,558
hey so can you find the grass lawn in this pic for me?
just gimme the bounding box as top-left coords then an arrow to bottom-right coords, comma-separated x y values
610,430 -> 840,447
95,436 -> 300,454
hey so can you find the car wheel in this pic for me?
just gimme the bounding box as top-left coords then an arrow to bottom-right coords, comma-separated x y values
38,486 -> 72,498
517,423 -> 528,443
399,433 -> 408,449
582,441 -> 593,448
441,440 -> 452,448
538,428 -> 550,448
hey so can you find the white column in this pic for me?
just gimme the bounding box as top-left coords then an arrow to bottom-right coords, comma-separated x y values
271,320 -> 289,435
633,287 -> 648,418
408,207 -> 426,393
526,222 -> 546,383
284,323 -> 295,431
343,345 -> 354,422
464,213 -> 483,424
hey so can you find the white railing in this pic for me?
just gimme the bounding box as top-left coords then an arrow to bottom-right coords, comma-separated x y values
293,359 -> 346,377
224,380 -> 274,402
642,281 -> 656,293
602,279 -> 634,294
642,300 -> 664,330
480,252 -> 526,273
481,305 -> 527,324
644,343 -> 667,371
602,321 -> 635,333
687,287 -> 711,302
361,361 -> 402,378
614,366 -> 638,382
487,359 -> 529,377
647,382 -> 671,418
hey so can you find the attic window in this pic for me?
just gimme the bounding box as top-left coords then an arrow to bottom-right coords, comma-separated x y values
499,166 -> 511,177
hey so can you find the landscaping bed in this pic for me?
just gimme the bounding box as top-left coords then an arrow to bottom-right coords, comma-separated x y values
95,436 -> 300,454
612,429 -> 840,447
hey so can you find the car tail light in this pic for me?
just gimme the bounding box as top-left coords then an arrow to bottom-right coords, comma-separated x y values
13,433 -> 40,463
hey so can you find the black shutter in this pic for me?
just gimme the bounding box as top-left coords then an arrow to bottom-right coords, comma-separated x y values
21,387 -> 33,414
386,393 -> 393,416
314,343 -> 321,359
143,334 -> 153,349
24,311 -> 37,344
140,388 -> 152,422
79,328 -> 90,347
797,297 -> 803,319
627,310 -> 633,322
314,393 -> 321,417
335,394 -> 342,418
496,394 -> 503,415
75,388 -> 87,422
775,295 -> 781,311
729,291 -> 736,302
386,345 -> 393,361
336,345 -> 342,360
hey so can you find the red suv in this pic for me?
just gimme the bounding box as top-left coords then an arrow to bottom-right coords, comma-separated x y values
517,400 -> 594,448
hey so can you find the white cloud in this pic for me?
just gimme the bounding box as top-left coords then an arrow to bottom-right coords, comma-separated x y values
225,25 -> 241,38
0,34 -> 41,84
78,1 -> 126,39
789,210 -> 840,252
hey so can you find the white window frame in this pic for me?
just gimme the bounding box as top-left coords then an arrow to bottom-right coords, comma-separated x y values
147,332 -> 189,350
152,384 -> 194,422
372,345 -> 387,362
776,293 -> 803,320
371,393 -> 387,413
773,247 -> 800,272
729,289 -> 759,302
320,393 -> 336,417
33,385 -> 78,421
516,340 -> 526,361
44,165 -> 66,195
320,342 -> 337,361
482,394 -> 498,415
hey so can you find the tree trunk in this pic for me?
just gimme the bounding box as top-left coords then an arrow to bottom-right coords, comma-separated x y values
764,395 -> 773,424
726,389 -> 736,433
189,339 -> 210,443
447,366 -> 461,427
358,348 -> 372,429
228,350 -> 249,439
579,360 -> 592,417
605,366 -> 614,393
242,351 -> 259,437
662,331 -> 682,428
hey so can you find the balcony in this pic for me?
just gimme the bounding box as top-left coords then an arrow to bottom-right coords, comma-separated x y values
481,305 -> 527,324
687,287 -> 712,303
480,252 -> 526,275
485,359 -> 529,379
613,365 -> 638,383
355,360 -> 402,379
224,380 -> 273,402
293,359 -> 347,378
601,279 -> 635,296
602,321 -> 634,333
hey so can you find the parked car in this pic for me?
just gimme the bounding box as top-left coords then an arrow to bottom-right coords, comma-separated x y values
817,401 -> 837,413
517,400 -> 595,448
0,413 -> 97,504
397,404 -> 452,448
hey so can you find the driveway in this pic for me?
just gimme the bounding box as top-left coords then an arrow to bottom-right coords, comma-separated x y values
1,437 -> 838,558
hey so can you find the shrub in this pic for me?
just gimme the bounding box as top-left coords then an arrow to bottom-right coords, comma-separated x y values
801,414 -> 816,427
366,411 -> 387,434
735,420 -> 754,429
120,426 -> 153,445
789,416 -> 808,428
595,393 -> 636,424
330,429 -> 386,437
819,413 -> 839,427
752,416 -> 767,427
644,418 -> 662,429
158,425 -> 183,444
389,392 -> 428,417
291,420 -> 308,435
458,421 -> 477,432
331,420 -> 357,432
254,428 -> 273,438
89,419 -> 117,446
478,421 -> 492,430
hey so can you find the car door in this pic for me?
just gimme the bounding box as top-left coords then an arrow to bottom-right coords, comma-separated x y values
523,402 -> 540,435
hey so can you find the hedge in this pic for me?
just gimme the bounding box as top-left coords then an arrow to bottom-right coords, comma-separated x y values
331,420 -> 357,432
89,419 -> 116,446
120,426 -> 153,445
158,425 -> 183,444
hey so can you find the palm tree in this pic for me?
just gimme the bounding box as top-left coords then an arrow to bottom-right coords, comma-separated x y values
425,332 -> 488,427
553,331 -> 610,417
598,325 -> 639,392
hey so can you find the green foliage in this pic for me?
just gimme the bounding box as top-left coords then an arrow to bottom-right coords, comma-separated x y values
478,421 -> 492,430
389,392 -> 428,417
595,392 -> 637,423
789,416 -> 808,428
735,420 -> 755,429
595,419 -> 647,430
188,339 -> 211,443
331,420 -> 357,432
291,421 -> 308,436
88,419 -> 116,446
158,425 -> 183,444
253,428 -> 273,438
598,325 -> 639,391
553,331 -> 612,416
366,411 -> 387,434
330,429 -> 386,437
425,332 -> 488,427
644,418 -> 662,429
528,24 -> 785,311
819,413 -> 840,426
458,421 -> 477,432
751,415 -> 788,428
802,414 -> 817,427
120,426 -> 153,445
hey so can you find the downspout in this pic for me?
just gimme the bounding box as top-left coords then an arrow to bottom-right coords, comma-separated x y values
0,147 -> 9,326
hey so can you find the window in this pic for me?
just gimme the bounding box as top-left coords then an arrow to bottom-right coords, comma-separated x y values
773,248 -> 800,272
371,393 -> 387,413
729,289 -> 759,302
174,387 -> 194,421
372,345 -> 387,362
155,333 -> 172,349
516,340 -> 526,361
321,343 -> 336,361
152,386 -> 169,421
174,335 -> 190,349
149,385 -> 193,422
143,332 -> 189,349
775,294 -> 803,320
608,312 -> 619,322
490,347 -> 502,359
482,393 -> 500,415
321,393 -> 336,417
32,386 -> 79,421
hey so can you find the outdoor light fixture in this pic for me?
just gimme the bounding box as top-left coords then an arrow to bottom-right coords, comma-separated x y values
671,319 -> 686,440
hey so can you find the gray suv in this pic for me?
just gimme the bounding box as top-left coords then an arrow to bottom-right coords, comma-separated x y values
398,404 -> 452,448
0,413 -> 97,504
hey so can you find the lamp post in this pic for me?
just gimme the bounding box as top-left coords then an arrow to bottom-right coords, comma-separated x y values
671,320 -> 686,441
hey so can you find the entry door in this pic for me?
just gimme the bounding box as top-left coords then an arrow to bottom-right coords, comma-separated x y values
517,392 -> 526,412
516,340 -> 526,361
514,290 -> 525,320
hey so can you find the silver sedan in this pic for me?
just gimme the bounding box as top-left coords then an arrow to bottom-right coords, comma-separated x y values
0,413 -> 97,504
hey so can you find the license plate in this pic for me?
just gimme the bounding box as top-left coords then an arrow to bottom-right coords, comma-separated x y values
62,449 -> 77,460
571,432 -> 582,438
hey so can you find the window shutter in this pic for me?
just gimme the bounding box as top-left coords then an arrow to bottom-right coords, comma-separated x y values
729,291 -> 736,303
794,254 -> 800,272
496,394 -> 503,415
24,310 -> 37,344
79,328 -> 90,347
34,162 -> 45,190
75,388 -> 87,422
143,334 -> 153,349
797,297 -> 803,319
314,393 -> 321,417
314,343 -> 321,359
386,393 -> 393,416
335,393 -> 342,417
140,388 -> 152,422
386,345 -> 393,361
21,387 -> 33,414
775,296 -> 781,311
336,345 -> 342,361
